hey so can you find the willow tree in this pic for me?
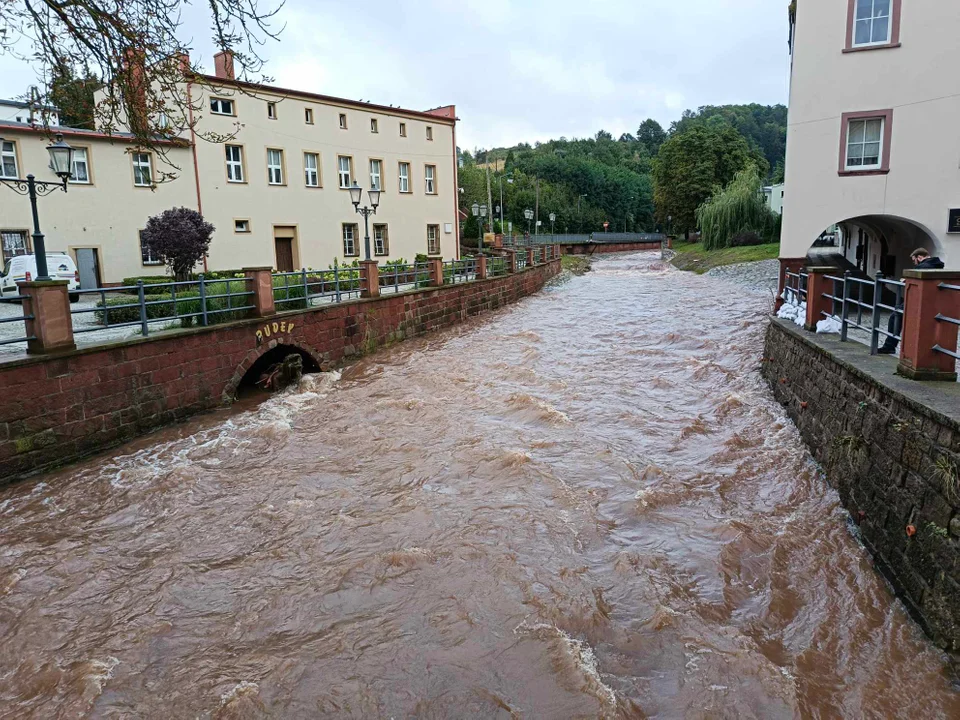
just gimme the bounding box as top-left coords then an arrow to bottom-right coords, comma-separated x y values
696,164 -> 780,250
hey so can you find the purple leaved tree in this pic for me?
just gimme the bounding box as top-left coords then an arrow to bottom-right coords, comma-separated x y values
141,207 -> 215,281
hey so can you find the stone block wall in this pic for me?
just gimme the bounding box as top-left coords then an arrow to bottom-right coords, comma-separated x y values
562,242 -> 662,255
0,260 -> 560,485
763,319 -> 960,651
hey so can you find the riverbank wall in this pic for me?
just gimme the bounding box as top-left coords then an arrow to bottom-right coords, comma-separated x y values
0,259 -> 561,485
763,318 -> 960,652
562,241 -> 662,255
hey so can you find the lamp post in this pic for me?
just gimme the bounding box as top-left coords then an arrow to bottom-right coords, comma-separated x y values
472,202 -> 487,255
625,196 -> 634,233
549,212 -> 556,237
498,174 -> 513,239
667,214 -> 673,237
524,208 -> 533,237
577,194 -> 587,233
349,182 -> 381,260
0,133 -> 75,281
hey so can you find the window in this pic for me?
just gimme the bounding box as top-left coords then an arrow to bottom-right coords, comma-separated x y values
371,118 -> 379,133
267,148 -> 284,185
304,152 -> 320,187
847,0 -> 901,50
70,147 -> 90,184
427,225 -> 441,255
424,165 -> 436,194
305,108 -> 314,124
267,102 -> 277,120
338,156 -> 353,188
845,116 -> 884,171
426,126 -> 433,141
369,159 -> 382,191
399,122 -> 407,137
210,97 -> 234,115
373,224 -> 389,256
339,113 -> 348,129
139,230 -> 161,265
398,162 -> 410,193
342,223 -> 359,257
235,219 -> 250,233
225,145 -> 244,182
1,230 -> 29,258
132,152 -> 152,186
0,141 -> 18,178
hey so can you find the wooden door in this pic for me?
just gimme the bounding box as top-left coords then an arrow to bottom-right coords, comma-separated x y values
274,238 -> 294,272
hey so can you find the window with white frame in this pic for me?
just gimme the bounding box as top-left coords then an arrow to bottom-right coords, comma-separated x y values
305,107 -> 314,124
853,0 -> 892,47
132,152 -> 152,186
267,148 -> 284,185
371,118 -> 379,133
267,102 -> 277,119
235,219 -> 250,233
425,164 -> 436,194
399,122 -> 407,137
846,117 -> 884,170
1,230 -> 29,258
339,113 -> 348,129
342,223 -> 358,256
70,147 -> 90,183
426,126 -> 433,141
338,156 -> 353,188
1,141 -> 18,178
398,162 -> 410,193
225,145 -> 244,182
210,97 -> 234,115
374,224 -> 389,256
304,152 -> 320,187
370,159 -> 382,191
139,230 -> 161,265
427,225 -> 440,255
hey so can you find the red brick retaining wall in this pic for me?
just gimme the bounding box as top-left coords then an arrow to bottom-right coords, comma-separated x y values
562,242 -> 661,255
0,260 -> 561,484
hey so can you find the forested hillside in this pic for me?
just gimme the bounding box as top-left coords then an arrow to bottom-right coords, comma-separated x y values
459,104 -> 786,238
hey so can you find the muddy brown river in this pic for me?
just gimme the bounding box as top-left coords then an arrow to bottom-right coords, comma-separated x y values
1,252 -> 957,718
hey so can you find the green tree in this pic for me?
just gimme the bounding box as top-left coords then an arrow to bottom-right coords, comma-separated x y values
49,65 -> 99,128
637,119 -> 667,157
653,124 -> 760,236
696,164 -> 780,250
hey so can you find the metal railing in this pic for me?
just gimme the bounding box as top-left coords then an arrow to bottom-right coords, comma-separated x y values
273,267 -> 363,308
783,270 -> 808,305
488,257 -> 508,277
503,232 -> 666,247
821,271 -> 904,353
379,262 -> 431,295
72,276 -> 256,338
515,253 -> 528,271
0,296 -> 35,346
934,282 -> 960,360
442,259 -> 476,285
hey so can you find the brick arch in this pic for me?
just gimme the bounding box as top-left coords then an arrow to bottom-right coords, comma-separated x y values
222,340 -> 325,402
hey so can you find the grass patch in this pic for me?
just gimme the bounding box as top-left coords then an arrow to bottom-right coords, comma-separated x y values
561,255 -> 592,275
669,241 -> 780,274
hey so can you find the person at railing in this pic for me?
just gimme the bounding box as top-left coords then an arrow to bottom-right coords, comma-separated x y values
878,248 -> 945,354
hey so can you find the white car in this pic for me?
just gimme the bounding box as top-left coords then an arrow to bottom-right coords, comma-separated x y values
0,253 -> 81,303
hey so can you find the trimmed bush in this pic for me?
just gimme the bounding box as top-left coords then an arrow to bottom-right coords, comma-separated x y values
95,280 -> 252,328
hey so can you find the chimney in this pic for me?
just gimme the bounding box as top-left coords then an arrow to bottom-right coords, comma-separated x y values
213,50 -> 235,80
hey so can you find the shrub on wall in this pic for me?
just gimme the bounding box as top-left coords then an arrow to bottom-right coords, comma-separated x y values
95,280 -> 251,328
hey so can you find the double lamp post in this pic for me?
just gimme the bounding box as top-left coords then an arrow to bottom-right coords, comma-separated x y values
0,132 -> 76,281
348,182 -> 381,260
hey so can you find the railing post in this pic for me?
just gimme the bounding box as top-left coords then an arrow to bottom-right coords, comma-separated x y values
476,255 -> 488,280
776,257 -> 807,312
243,266 -> 276,318
137,280 -> 149,337
505,249 -> 517,274
428,258 -> 444,287
198,274 -> 209,326
526,248 -> 535,268
18,279 -> 75,354
870,273 -> 884,354
360,260 -> 380,298
898,270 -> 960,381
840,271 -> 851,342
804,267 -> 836,331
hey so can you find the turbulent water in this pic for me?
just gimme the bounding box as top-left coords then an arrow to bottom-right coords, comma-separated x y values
1,252 -> 957,718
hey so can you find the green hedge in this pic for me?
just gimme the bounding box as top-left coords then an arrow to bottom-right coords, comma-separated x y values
120,270 -> 247,296
96,280 -> 252,327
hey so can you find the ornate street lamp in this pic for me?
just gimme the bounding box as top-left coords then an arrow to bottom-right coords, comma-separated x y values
472,202 -> 487,255
549,212 -> 556,237
0,132 -> 75,281
524,208 -> 534,237
350,182 -> 381,260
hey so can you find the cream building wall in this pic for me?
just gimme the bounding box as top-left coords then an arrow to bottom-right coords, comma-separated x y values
781,0 -> 960,270
0,124 -> 195,282
188,77 -> 459,272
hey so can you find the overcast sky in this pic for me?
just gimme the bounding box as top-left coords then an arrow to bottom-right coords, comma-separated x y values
0,0 -> 790,151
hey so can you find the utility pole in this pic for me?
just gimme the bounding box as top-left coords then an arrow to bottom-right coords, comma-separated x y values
485,165 -> 494,244
534,176 -> 540,237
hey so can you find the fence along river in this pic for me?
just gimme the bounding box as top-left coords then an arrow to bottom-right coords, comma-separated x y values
0,253 -> 957,717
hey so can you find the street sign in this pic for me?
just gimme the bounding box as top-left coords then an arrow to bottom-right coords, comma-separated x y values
949,209 -> 960,234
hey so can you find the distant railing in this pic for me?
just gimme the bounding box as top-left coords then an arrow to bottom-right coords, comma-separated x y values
934,282 -> 960,360
379,262 -> 431,295
443,259 -> 476,284
503,232 -> 665,247
821,271 -> 904,354
783,270 -> 807,305
273,267 -> 362,308
71,276 -> 256,338
0,295 -> 35,346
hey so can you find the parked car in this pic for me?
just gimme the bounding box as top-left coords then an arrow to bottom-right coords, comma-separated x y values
0,253 -> 80,302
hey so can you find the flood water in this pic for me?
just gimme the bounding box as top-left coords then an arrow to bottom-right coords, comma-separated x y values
1,252 -> 957,718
